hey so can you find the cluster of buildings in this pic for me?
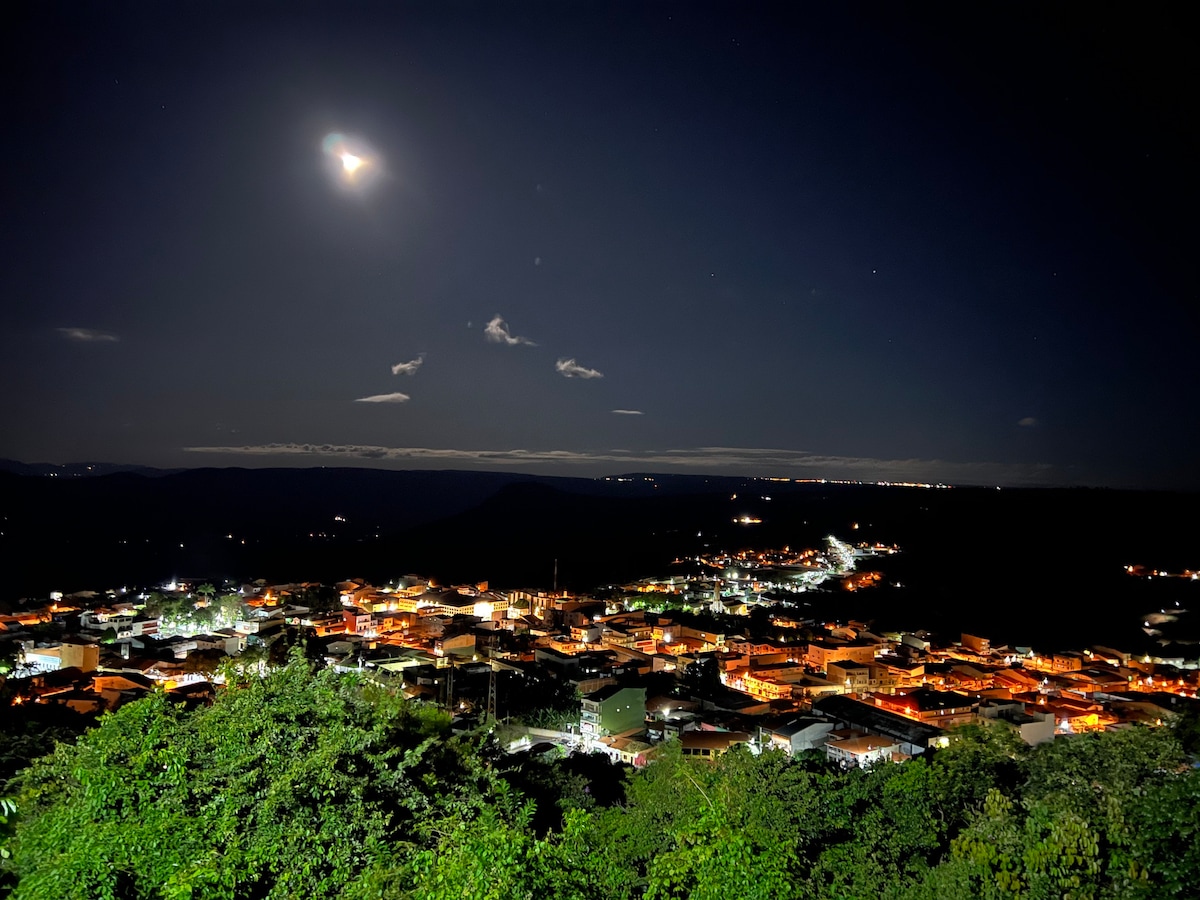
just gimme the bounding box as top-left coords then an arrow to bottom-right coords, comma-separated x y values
3,562 -> 1197,772
533,610 -> 1197,768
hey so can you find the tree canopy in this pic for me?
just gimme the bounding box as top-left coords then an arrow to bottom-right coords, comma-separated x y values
4,659 -> 1198,899
4,655 -> 516,899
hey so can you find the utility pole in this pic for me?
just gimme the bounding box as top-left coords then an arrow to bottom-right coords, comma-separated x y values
486,664 -> 497,721
443,664 -> 455,710
553,558 -> 558,594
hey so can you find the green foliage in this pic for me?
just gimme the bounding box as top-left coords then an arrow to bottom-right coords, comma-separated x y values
496,750 -> 621,835
0,639 -> 19,676
1169,703 -> 1200,758
0,795 -> 17,858
944,789 -> 1102,899
909,726 -> 1195,900
0,794 -> 17,896
28,621 -> 66,643
182,647 -> 226,675
506,674 -> 579,727
1020,725 -> 1184,816
0,701 -> 94,787
5,660 -> 1197,900
639,751 -> 802,900
149,588 -> 244,636
5,656 -> 512,900
679,656 -> 722,698
1124,766 -> 1200,897
928,720 -> 1025,828
581,745 -> 832,899
407,801 -> 551,900
292,584 -> 341,614
216,592 -> 243,620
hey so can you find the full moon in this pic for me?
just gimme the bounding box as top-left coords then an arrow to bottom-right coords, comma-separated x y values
322,132 -> 379,191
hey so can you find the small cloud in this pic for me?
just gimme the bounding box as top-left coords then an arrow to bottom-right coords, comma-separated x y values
354,392 -> 410,403
1017,416 -> 1038,427
556,357 -> 603,379
485,315 -> 536,346
390,355 -> 424,376
58,327 -> 119,343
612,409 -> 644,415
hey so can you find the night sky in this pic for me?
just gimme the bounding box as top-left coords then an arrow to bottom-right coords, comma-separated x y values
2,4 -> 1194,488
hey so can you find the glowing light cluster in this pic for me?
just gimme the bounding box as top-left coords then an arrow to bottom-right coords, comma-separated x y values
825,535 -> 857,573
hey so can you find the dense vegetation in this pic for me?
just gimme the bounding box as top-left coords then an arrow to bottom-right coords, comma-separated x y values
2,659 -> 1197,899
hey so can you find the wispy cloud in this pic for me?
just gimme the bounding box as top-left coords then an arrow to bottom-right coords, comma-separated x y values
181,443 -> 1060,485
1017,416 -> 1038,427
58,327 -> 119,343
484,315 -> 536,346
612,409 -> 644,415
391,355 -> 424,376
556,357 -> 603,379
354,392 -> 410,403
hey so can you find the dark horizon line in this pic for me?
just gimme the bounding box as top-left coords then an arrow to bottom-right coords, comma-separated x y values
1,457 -> 1194,495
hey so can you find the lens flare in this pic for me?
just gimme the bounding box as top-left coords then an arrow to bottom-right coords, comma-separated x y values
321,132 -> 346,156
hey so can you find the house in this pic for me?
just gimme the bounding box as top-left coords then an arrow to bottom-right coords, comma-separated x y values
15,643 -> 63,676
805,639 -> 876,672
601,734 -> 658,767
872,688 -> 977,728
212,628 -> 247,655
740,673 -> 798,702
824,728 -> 903,768
761,717 -> 835,755
1042,694 -> 1117,733
342,607 -> 373,635
1051,652 -> 1085,672
827,659 -> 901,694
994,666 -> 1041,694
580,685 -> 646,738
92,672 -> 155,693
1059,667 -> 1128,694
434,631 -> 476,659
946,664 -> 993,692
725,637 -> 788,656
978,701 -> 1055,745
80,610 -> 159,639
570,624 -> 602,644
307,615 -> 345,637
44,688 -> 108,715
961,633 -> 991,655
234,611 -> 286,638
678,626 -> 725,651
59,641 -> 100,672
680,730 -> 753,760
813,694 -> 946,756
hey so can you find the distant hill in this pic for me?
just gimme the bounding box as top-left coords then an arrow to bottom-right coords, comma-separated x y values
0,459 -> 182,478
1,465 -> 1195,653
